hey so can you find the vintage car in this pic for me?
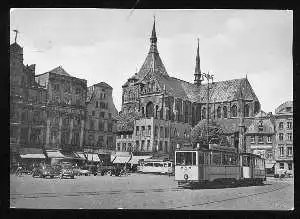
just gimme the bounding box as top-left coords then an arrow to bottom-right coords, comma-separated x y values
60,163 -> 75,179
32,165 -> 55,178
73,168 -> 91,176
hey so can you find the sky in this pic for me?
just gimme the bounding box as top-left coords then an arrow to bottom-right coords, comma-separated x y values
10,9 -> 293,113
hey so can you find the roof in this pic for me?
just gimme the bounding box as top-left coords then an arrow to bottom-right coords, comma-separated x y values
94,82 -> 113,89
275,101 -> 293,114
215,118 -> 253,134
246,118 -> 275,135
48,66 -> 71,76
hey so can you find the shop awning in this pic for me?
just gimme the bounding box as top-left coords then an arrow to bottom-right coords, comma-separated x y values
113,156 -> 131,164
46,150 -> 65,158
86,153 -> 100,162
265,163 -> 275,169
60,151 -> 81,159
19,148 -> 46,159
74,152 -> 87,160
129,156 -> 152,165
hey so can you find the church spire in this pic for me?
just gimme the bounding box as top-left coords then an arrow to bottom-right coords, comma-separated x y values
194,38 -> 203,86
149,16 -> 158,54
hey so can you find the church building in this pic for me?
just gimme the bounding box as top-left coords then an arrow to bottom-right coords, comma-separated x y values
115,19 -> 261,157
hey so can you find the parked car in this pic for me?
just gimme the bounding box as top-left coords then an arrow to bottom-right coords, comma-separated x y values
32,165 -> 55,178
73,168 -> 90,176
60,163 -> 75,179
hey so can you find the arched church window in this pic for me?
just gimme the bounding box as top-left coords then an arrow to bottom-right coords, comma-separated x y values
223,106 -> 228,118
146,102 -> 154,118
231,105 -> 237,117
244,104 -> 250,117
141,107 -> 145,117
217,106 -> 221,119
254,101 -> 260,115
155,105 -> 159,118
202,107 -> 206,119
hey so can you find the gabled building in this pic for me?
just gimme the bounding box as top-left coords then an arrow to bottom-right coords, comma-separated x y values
84,82 -> 118,155
10,42 -> 48,167
35,66 -> 87,159
273,101 -> 293,176
116,19 -> 261,157
245,110 -> 276,173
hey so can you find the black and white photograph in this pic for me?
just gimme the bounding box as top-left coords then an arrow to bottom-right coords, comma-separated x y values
10,8 -> 293,210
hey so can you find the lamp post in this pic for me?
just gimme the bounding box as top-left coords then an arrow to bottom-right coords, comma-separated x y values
201,72 -> 214,148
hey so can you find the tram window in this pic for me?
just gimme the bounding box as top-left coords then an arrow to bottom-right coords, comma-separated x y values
164,163 -> 168,167
212,152 -> 222,165
176,152 -> 196,166
198,152 -> 204,164
204,152 -> 209,164
242,156 -> 250,167
145,163 -> 153,167
222,153 -> 230,165
168,163 -> 171,167
154,163 -> 163,167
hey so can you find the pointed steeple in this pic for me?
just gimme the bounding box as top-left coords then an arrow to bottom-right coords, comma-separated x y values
149,16 -> 158,54
194,38 -> 203,86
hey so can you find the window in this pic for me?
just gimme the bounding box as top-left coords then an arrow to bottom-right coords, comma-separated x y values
279,133 -> 284,141
122,143 -> 126,151
141,126 -> 145,136
288,163 -> 292,170
250,136 -> 255,143
279,147 -> 284,156
267,136 -> 272,143
287,147 -> 293,156
159,141 -> 163,151
154,126 -> 158,137
231,105 -> 237,117
100,112 -> 105,118
145,162 -> 153,167
287,133 -> 292,141
279,122 -> 283,129
107,122 -> 112,132
92,111 -> 95,116
223,106 -> 227,118
148,125 -> 151,136
217,106 -> 221,118
54,84 -> 60,91
98,121 -> 104,131
258,120 -> 263,132
75,88 -> 81,95
287,122 -> 292,129
165,127 -> 169,138
202,107 -> 206,119
96,101 -> 98,108
286,107 -> 292,112
117,143 -> 121,151
175,152 -> 196,166
165,141 -> 168,153
141,140 -> 145,151
244,104 -> 250,117
128,143 -> 132,151
212,152 -> 222,165
160,126 -> 164,137
154,163 -> 163,167
108,113 -> 112,118
258,135 -> 263,143
136,126 -> 139,135
147,140 -> 150,151
279,163 -> 284,169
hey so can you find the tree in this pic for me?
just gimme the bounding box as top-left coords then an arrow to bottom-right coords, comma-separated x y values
191,119 -> 229,148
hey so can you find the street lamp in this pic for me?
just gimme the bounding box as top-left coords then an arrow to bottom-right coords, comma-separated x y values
201,71 -> 214,147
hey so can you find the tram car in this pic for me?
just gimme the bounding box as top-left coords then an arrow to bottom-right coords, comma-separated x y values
137,158 -> 174,175
175,144 -> 266,187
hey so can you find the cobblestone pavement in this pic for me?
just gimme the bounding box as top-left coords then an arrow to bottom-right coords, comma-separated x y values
10,174 -> 294,210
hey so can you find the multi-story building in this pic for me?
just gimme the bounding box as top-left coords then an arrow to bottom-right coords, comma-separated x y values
116,19 -> 261,158
35,66 -> 87,159
273,101 -> 293,176
245,111 -> 276,173
10,41 -> 48,166
85,82 -> 118,155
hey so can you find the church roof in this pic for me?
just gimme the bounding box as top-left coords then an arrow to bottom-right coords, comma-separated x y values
48,66 -> 71,76
94,82 -> 113,89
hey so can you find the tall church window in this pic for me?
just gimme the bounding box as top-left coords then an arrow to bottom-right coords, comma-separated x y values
217,106 -> 221,119
244,104 -> 250,117
155,105 -> 159,118
223,106 -> 228,118
146,102 -> 154,118
201,107 -> 206,119
254,101 -> 260,115
141,107 -> 145,117
231,105 -> 237,117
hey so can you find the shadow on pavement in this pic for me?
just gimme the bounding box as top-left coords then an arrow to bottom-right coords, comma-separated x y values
181,181 -> 270,190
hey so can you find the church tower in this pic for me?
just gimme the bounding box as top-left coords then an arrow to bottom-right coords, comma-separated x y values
194,38 -> 203,86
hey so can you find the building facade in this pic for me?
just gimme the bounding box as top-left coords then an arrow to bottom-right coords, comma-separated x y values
10,42 -> 48,166
35,66 -> 87,153
273,101 -> 293,176
84,82 -> 118,154
116,19 -> 261,157
245,111 -> 276,173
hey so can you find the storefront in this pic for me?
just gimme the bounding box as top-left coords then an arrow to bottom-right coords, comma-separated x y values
45,150 -> 65,165
19,148 -> 47,168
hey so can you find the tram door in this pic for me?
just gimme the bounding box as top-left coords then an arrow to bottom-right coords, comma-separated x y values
242,155 -> 251,178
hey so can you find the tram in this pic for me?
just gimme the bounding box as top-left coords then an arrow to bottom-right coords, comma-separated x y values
137,159 -> 174,175
175,144 -> 266,187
